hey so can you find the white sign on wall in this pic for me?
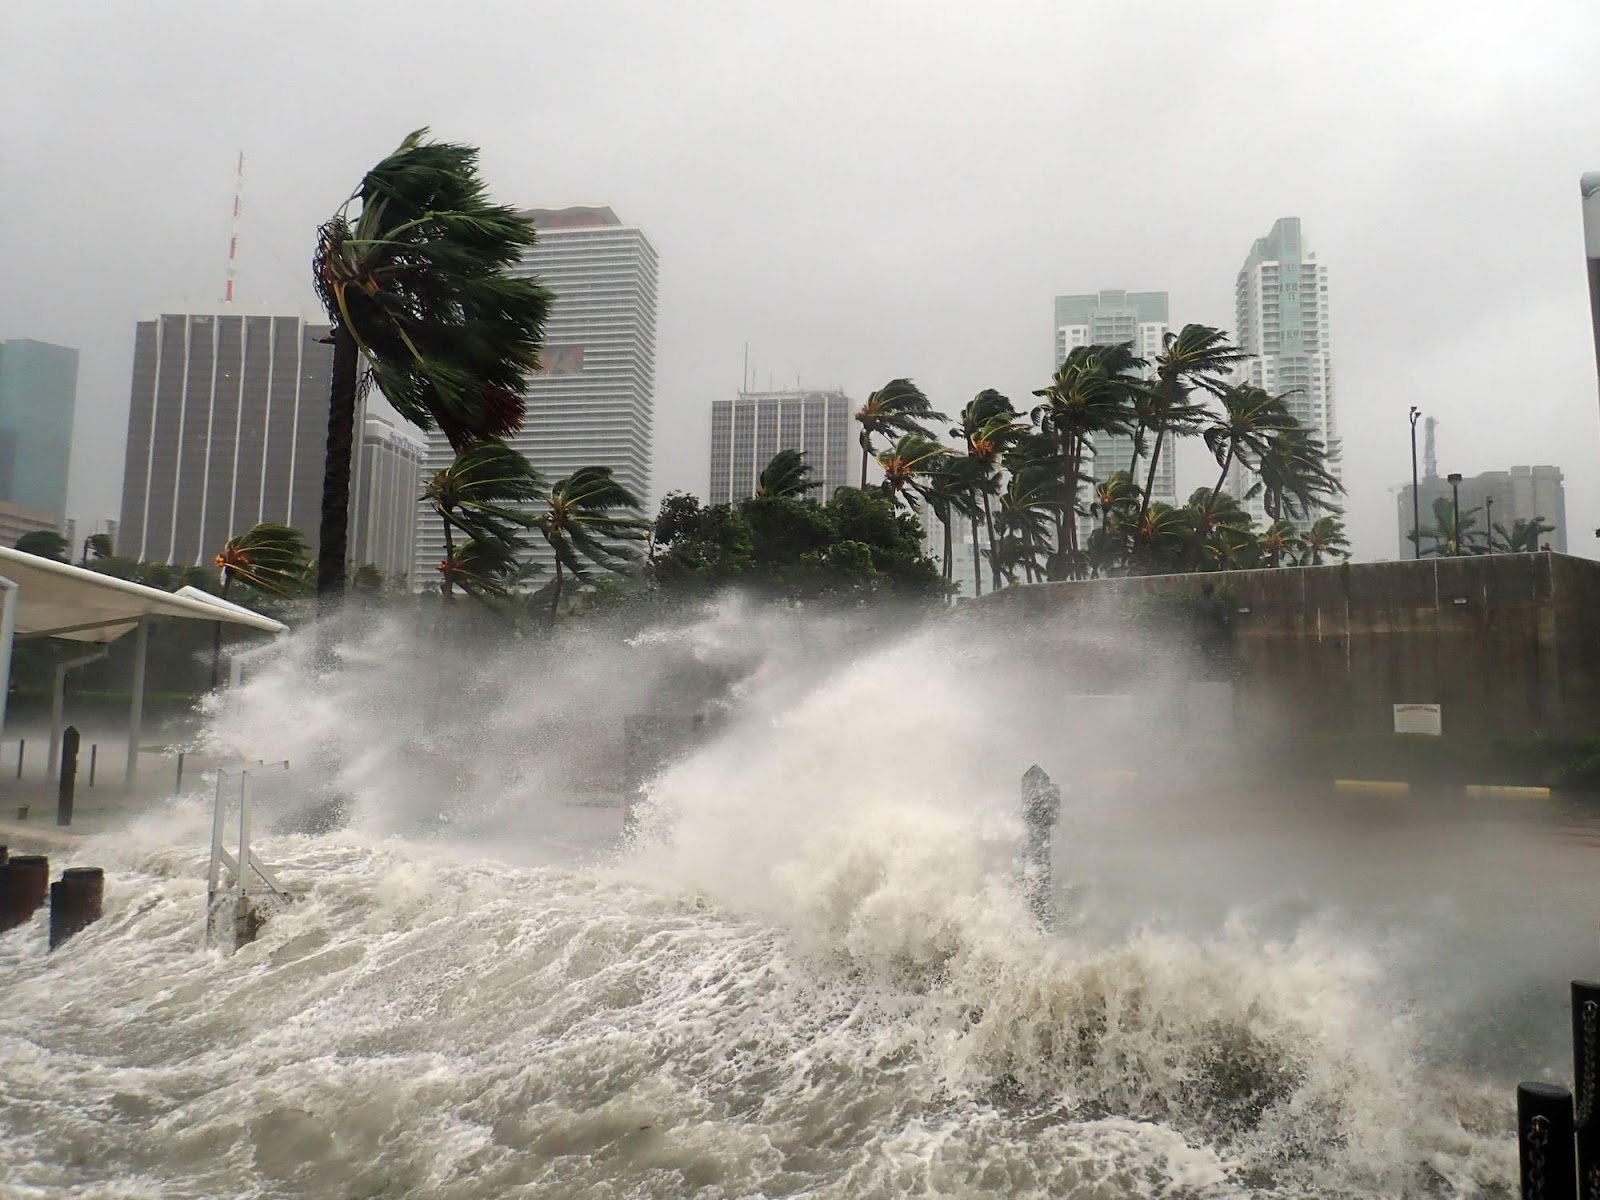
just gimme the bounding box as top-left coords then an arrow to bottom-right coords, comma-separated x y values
1393,703 -> 1442,736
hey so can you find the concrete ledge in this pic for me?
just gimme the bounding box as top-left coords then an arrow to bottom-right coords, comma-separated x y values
1334,779 -> 1412,795
1464,784 -> 1553,800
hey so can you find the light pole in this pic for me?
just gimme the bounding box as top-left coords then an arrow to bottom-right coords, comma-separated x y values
1447,473 -> 1463,556
1409,407 -> 1422,559
1484,492 -> 1494,553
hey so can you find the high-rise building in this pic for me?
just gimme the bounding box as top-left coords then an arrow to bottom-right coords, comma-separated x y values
0,338 -> 78,523
118,311 -> 334,565
117,310 -> 422,573
1396,465 -> 1567,555
1053,291 -> 1173,504
709,389 -> 853,504
414,206 -> 658,586
1229,218 -> 1339,523
350,415 -> 425,588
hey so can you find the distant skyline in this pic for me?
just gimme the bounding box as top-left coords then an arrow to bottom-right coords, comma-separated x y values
4,2 -> 1598,562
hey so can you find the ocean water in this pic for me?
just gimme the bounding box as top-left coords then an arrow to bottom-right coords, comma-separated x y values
1,597 -> 1587,1198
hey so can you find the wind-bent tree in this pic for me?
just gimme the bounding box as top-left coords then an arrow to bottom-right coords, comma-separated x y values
211,523 -> 309,685
1489,516 -> 1556,553
993,466 -> 1062,584
953,389 -> 1022,590
1138,325 -> 1245,522
1415,495 -> 1481,557
80,533 -> 113,565
875,432 -> 949,510
1085,470 -> 1141,577
1031,342 -> 1144,574
1257,520 -> 1302,569
536,466 -> 648,620
855,379 -> 944,488
312,128 -> 552,605
755,449 -> 820,499
14,531 -> 68,561
1252,424 -> 1341,528
1301,515 -> 1351,565
423,439 -> 544,602
1202,384 -> 1296,507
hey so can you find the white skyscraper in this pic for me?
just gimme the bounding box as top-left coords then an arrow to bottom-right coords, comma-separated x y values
1229,218 -> 1339,522
413,207 -> 658,589
709,388 -> 854,504
350,414 -> 425,588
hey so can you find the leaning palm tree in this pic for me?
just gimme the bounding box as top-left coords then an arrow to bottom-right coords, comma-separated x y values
423,440 -> 544,602
1137,325 -> 1245,522
1416,495 -> 1482,557
535,467 -> 648,620
1252,423 -> 1341,526
1256,520 -> 1303,569
755,449 -> 820,499
1489,516 -> 1556,553
438,533 -> 525,600
855,379 -> 945,488
211,523 -> 309,686
1031,342 -> 1144,571
312,129 -> 553,603
953,389 -> 1022,590
993,465 -> 1064,584
1202,384 -> 1297,507
1301,515 -> 1351,565
876,432 -> 950,510
14,531 -> 68,561
80,532 -> 113,565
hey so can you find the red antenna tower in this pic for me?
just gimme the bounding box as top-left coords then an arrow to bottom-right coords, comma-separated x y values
223,151 -> 244,303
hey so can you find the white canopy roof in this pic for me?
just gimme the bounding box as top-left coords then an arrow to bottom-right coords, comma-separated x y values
0,547 -> 288,643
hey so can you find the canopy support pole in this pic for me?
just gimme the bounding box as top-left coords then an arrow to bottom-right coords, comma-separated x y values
126,618 -> 148,785
0,576 -> 16,747
49,647 -> 108,780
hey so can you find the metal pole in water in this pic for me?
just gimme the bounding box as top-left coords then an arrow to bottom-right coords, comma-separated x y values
1021,765 -> 1061,929
16,738 -> 23,779
88,744 -> 96,788
1519,1081 -> 1577,1200
1574,981 -> 1600,1197
56,726 -> 79,826
175,751 -> 185,792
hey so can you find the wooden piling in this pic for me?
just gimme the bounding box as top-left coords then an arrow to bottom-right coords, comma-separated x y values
56,726 -> 79,826
1519,1081 -> 1577,1200
49,867 -> 104,950
0,854 -> 49,933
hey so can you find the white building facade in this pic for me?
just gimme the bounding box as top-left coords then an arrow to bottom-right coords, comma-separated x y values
709,389 -> 853,504
1229,218 -> 1340,523
350,415 -> 425,588
413,206 -> 658,587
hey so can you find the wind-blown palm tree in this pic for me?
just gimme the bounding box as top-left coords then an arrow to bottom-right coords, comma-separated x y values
423,440 -> 544,602
875,432 -> 950,510
755,449 -> 820,499
1257,520 -> 1302,569
1085,470 -> 1141,577
953,389 -> 1022,591
1138,325 -> 1245,523
993,466 -> 1064,584
1252,423 -> 1341,528
1415,495 -> 1481,557
14,531 -> 68,561
1488,516 -> 1556,553
536,467 -> 648,620
1203,385 -> 1296,507
855,379 -> 945,489
1031,342 -> 1144,572
80,533 -> 113,565
312,129 -> 552,603
1301,515 -> 1351,565
211,523 -> 309,686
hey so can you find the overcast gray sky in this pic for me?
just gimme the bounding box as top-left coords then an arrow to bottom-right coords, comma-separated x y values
3,0 -> 1598,560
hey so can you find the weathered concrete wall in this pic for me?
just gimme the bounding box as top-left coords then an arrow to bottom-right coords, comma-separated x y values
977,553 -> 1600,740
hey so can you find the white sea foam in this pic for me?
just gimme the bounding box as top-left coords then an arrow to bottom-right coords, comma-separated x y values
0,597 -> 1530,1197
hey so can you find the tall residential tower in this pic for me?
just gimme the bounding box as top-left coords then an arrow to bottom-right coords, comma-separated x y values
413,206 -> 658,588
0,338 -> 79,529
1230,218 -> 1339,521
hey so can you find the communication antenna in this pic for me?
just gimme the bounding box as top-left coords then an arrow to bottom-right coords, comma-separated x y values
743,342 -> 749,395
223,151 -> 244,303
1423,416 -> 1438,480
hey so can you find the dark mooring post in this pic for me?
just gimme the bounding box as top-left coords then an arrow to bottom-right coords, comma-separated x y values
1519,1081 -> 1577,1200
1574,981 -> 1600,1197
49,866 -> 104,950
0,854 -> 49,933
56,725 -> 79,826
1021,765 -> 1061,928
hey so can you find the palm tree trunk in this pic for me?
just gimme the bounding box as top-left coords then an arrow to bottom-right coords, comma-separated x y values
550,556 -> 563,623
1208,442 -> 1237,508
440,519 -> 457,605
982,492 -> 1000,591
1140,427 -> 1167,521
859,431 -> 871,490
971,514 -> 982,598
316,325 -> 360,609
942,513 -> 953,583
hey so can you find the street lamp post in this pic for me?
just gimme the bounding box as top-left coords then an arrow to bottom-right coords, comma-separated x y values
1447,473 -> 1463,556
1409,407 -> 1422,559
1484,493 -> 1494,553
